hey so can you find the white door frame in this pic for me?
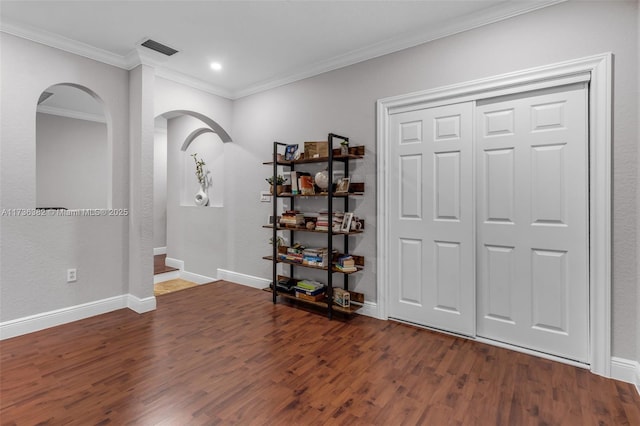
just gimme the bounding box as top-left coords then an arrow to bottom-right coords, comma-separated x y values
376,53 -> 612,377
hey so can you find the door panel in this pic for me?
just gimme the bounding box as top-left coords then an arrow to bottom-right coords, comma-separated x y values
388,103 -> 474,336
476,83 -> 589,362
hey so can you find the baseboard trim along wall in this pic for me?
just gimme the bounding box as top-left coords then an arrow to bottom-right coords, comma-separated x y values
217,269 -> 270,289
610,357 -> 640,395
153,246 -> 167,255
164,257 -> 184,270
161,257 -> 216,284
127,294 -> 157,314
0,294 -> 156,340
217,269 -> 380,319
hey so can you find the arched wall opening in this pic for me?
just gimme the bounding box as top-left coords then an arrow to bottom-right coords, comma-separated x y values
152,109 -> 232,284
36,83 -> 112,209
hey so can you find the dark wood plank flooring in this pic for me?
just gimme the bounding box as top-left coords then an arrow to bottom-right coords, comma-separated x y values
154,254 -> 178,275
1,281 -> 639,425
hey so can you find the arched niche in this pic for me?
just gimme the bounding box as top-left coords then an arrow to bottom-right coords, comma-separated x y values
36,83 -> 110,209
180,127 -> 225,207
154,110 -> 231,213
162,110 -> 232,143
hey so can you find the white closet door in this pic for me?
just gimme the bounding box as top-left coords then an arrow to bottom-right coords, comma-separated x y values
476,83 -> 589,362
388,102 -> 475,336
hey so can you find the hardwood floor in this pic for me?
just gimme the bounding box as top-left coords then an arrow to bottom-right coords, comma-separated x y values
1,281 -> 639,425
154,254 -> 178,275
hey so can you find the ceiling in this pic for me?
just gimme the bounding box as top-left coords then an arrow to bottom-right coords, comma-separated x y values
0,0 -> 564,99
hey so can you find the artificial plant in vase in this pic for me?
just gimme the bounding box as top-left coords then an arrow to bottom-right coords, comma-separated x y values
192,153 -> 209,206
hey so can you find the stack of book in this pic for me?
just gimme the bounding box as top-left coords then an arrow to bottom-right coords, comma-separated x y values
316,210 -> 344,232
336,255 -> 357,273
302,247 -> 329,267
280,210 -> 305,227
295,279 -> 326,302
278,245 -> 305,263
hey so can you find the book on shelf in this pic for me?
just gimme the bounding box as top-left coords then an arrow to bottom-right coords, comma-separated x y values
296,279 -> 324,291
290,171 -> 299,195
295,279 -> 326,296
336,255 -> 357,272
299,174 -> 314,195
280,210 -> 305,227
335,264 -> 357,273
316,210 -> 344,232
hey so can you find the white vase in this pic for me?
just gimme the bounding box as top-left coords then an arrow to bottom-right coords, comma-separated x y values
194,184 -> 209,206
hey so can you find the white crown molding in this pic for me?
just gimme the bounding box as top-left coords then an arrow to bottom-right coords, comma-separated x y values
232,0 -> 567,99
37,105 -> 106,123
154,67 -> 234,100
0,18 -> 127,68
1,0 -> 565,100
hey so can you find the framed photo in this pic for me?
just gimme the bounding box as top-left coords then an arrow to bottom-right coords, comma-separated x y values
336,177 -> 350,193
341,212 -> 353,232
284,144 -> 298,161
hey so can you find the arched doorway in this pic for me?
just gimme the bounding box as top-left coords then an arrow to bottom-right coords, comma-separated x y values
152,110 -> 232,295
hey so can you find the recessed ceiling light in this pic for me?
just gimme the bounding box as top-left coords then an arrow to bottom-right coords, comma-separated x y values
210,62 -> 222,71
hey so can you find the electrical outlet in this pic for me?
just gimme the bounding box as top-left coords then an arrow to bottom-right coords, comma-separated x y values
67,268 -> 77,283
260,191 -> 271,202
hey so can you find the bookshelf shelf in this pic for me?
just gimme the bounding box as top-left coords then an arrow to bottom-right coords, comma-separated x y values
264,134 -> 365,319
262,287 -> 362,314
262,256 -> 364,274
272,192 -> 364,198
262,224 -> 364,236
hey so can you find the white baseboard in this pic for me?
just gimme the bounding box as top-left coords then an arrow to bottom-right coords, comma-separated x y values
156,257 -> 216,284
611,357 -> 640,395
217,269 -> 270,289
154,270 -> 180,284
127,294 -> 157,313
0,294 -> 153,340
153,246 -> 167,255
181,270 -> 217,285
164,257 -> 184,270
354,300 -> 380,319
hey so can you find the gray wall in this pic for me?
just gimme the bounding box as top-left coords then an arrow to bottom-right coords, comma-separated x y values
0,1 -> 637,365
36,113 -> 108,209
154,122 -> 168,249
637,0 -> 640,369
230,1 -> 639,359
0,33 -> 130,320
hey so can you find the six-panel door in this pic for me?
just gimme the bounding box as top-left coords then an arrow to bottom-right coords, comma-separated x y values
388,102 -> 475,337
475,83 -> 589,362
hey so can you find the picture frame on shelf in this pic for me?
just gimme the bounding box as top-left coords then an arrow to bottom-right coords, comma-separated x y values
341,212 -> 353,232
284,144 -> 299,161
336,177 -> 350,193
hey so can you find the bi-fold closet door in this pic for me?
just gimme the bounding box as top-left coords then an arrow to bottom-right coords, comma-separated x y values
387,83 -> 589,362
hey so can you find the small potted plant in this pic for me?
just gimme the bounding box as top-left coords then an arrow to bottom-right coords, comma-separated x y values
269,236 -> 286,256
340,140 -> 349,156
266,175 -> 286,195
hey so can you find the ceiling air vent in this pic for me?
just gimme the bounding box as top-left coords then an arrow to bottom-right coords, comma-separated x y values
38,91 -> 54,104
140,39 -> 178,56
